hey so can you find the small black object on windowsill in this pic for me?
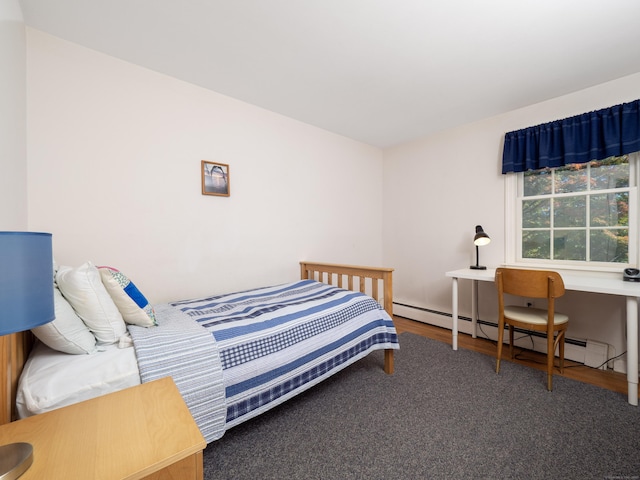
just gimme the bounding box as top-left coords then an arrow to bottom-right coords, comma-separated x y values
623,268 -> 640,282
470,225 -> 490,270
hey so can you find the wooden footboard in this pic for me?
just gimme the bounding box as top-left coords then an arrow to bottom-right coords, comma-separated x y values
300,261 -> 395,374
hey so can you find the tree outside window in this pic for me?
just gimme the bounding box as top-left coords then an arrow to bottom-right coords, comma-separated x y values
520,156 -> 631,265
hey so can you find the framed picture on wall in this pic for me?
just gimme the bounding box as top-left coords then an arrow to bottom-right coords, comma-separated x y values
201,161 -> 230,197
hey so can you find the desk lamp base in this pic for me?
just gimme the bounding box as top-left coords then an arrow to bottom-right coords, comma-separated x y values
0,442 -> 33,480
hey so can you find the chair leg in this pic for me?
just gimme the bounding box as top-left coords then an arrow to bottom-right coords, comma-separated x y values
496,318 -> 504,374
508,325 -> 514,359
557,331 -> 565,373
547,331 -> 554,391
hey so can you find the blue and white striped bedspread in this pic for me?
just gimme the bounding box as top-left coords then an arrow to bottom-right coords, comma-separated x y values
128,303 -> 226,443
132,279 -> 399,442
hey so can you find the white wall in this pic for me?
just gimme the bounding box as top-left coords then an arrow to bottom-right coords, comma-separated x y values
22,22 -> 640,372
26,29 -> 384,303
383,73 -> 640,372
0,0 -> 27,229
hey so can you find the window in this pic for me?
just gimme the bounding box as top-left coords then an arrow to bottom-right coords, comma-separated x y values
507,154 -> 638,270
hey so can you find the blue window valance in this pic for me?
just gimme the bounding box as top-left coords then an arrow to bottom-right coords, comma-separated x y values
502,99 -> 640,174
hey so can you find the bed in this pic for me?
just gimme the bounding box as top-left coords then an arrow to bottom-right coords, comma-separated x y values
2,261 -> 398,443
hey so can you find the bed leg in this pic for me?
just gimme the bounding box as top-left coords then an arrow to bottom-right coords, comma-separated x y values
384,349 -> 394,374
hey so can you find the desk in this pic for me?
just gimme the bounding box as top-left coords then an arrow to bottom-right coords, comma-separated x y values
445,268 -> 640,406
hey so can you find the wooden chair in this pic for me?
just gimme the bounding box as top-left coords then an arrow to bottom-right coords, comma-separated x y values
495,268 -> 569,391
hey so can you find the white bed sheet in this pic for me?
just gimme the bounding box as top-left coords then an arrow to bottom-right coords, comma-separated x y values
16,340 -> 141,418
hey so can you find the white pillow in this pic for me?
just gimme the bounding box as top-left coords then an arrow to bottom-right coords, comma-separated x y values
31,287 -> 97,354
56,261 -> 126,345
98,266 -> 156,327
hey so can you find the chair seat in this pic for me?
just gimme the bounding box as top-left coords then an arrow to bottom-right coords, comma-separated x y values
504,305 -> 569,326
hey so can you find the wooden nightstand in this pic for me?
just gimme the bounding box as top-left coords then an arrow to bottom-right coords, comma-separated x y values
0,376 -> 206,479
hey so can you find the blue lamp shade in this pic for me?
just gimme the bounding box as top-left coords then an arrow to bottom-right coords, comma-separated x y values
0,232 -> 55,336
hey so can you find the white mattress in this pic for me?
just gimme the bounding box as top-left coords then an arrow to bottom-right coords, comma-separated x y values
16,340 -> 141,418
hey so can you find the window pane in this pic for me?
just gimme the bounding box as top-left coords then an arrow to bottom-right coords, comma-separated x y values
554,230 -> 586,261
523,230 -> 550,259
555,164 -> 588,193
590,229 -> 628,263
517,155 -> 633,266
522,199 -> 550,228
591,156 -> 629,190
590,193 -> 629,227
554,197 -> 586,227
523,169 -> 552,196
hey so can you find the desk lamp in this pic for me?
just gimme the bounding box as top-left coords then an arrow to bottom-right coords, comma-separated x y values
470,225 -> 490,270
0,232 -> 54,480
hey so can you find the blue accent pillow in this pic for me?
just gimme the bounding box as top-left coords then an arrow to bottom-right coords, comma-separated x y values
98,266 -> 156,327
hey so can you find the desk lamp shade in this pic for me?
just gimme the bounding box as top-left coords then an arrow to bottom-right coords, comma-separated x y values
0,232 -> 54,335
0,232 -> 54,480
470,225 -> 490,270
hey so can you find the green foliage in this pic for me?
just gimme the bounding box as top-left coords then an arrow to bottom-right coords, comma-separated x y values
521,156 -> 630,263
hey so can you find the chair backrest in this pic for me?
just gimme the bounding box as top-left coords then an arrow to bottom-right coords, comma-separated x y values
495,268 -> 565,299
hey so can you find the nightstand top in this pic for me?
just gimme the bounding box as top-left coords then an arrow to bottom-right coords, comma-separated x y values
0,376 -> 206,480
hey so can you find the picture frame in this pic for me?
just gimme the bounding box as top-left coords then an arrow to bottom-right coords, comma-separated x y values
201,161 -> 230,197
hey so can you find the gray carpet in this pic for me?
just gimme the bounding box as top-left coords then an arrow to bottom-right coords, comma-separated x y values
202,333 -> 640,479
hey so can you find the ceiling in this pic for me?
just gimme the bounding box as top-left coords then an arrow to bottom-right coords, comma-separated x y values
18,0 -> 640,148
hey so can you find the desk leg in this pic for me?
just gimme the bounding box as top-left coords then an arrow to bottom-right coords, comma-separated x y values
471,280 -> 478,339
626,296 -> 638,406
452,277 -> 459,351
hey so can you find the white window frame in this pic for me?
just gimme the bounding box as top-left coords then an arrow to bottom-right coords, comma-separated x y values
505,153 -> 639,273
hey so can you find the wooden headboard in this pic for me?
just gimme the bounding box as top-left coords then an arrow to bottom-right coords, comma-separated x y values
2,261 -> 395,425
1,331 -> 34,424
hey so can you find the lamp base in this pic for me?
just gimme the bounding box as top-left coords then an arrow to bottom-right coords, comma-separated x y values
0,442 -> 33,480
470,265 -> 487,270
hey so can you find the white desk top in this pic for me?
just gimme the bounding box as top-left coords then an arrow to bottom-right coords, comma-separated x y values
446,267 -> 640,298
445,268 -> 495,281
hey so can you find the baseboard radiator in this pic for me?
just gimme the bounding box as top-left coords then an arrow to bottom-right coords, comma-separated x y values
393,301 -> 611,370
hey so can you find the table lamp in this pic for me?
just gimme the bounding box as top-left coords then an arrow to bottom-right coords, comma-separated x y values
470,225 -> 490,270
0,232 -> 54,480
